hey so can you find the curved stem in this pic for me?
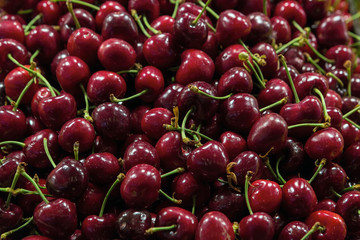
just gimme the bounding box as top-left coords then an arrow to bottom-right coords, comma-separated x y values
164,125 -> 213,141
343,104 -> 360,119
308,159 -> 326,184
263,158 -> 281,184
50,0 -> 99,10
238,40 -> 264,65
0,141 -> 26,148
259,97 -> 288,112
305,53 -> 326,75
73,141 -> 79,161
192,195 -> 197,214
145,224 -> 177,235
17,9 -> 33,15
279,55 -> 300,103
79,84 -> 93,122
300,222 -> 324,240
117,69 -> 139,75
181,108 -> 193,144
244,171 -> 254,215
131,10 -> 151,38
66,0 -> 81,29
275,36 -> 302,54
313,88 -> 331,123
197,0 -> 219,19
288,122 -> 329,130
304,39 -> 335,64
110,89 -> 148,103
349,31 -> 360,41
189,85 -> 232,100
12,78 -> 35,111
172,0 -> 180,19
326,72 -> 344,88
43,138 -> 57,169
239,53 -> 265,89
275,157 -> 286,185
346,11 -> 360,24
159,189 -> 182,204
143,16 -> 161,35
330,187 -> 342,198
24,13 -> 42,35
192,0 -> 212,25
99,173 -> 125,217
5,164 -> 21,208
29,49 -> 40,66
1,216 -> 34,239
161,167 -> 185,178
20,166 -> 49,204
342,184 -> 360,192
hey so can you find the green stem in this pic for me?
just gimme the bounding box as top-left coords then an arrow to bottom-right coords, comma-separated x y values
20,167 -> 49,204
131,10 -> 151,38
308,159 -> 326,184
17,9 -> 33,15
117,69 -> 139,75
344,117 -> 360,129
192,195 -> 196,215
12,78 -> 35,111
192,0 -> 212,25
275,158 -> 286,185
197,0 -> 219,19
189,85 -> 232,100
300,222 -> 324,240
206,22 -> 216,32
346,11 -> 360,24
326,72 -> 344,88
159,189 -> 182,204
164,125 -> 213,141
329,187 -> 342,198
238,39 -> 262,65
244,172 -> 254,215
343,105 -> 360,119
24,13 -> 42,34
73,141 -> 79,161
275,36 -> 302,54
345,60 -> 352,96
342,184 -> 360,192
304,39 -> 335,63
313,88 -> 331,123
0,141 -> 26,148
305,54 -> 326,75
239,54 -> 265,89
43,138 -> 57,168
110,89 -> 148,103
29,49 -> 40,65
143,16 -> 161,35
288,122 -> 329,130
99,173 -> 125,217
5,164 -> 21,208
1,216 -> 34,240
172,0 -> 180,19
279,55 -> 300,103
50,0 -> 99,10
263,0 -> 267,16
259,97 -> 288,112
145,224 -> 177,235
66,0 -> 81,29
292,20 -> 306,35
349,31 -> 360,41
263,158 -> 281,184
181,108 -> 193,144
161,167 -> 185,178
79,84 -> 93,122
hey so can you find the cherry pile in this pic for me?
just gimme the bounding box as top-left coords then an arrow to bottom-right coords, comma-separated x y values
1,0 -> 360,239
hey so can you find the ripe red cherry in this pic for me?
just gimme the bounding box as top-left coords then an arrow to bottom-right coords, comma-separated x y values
81,213 -> 117,240
336,191 -> 360,231
141,107 -> 173,140
219,131 -> 247,161
0,105 -> 26,141
231,151 -> 264,187
271,16 -> 291,44
248,179 -> 282,214
36,0 -> 61,25
317,13 -> 349,48
0,20 -> 25,44
278,221 -> 309,240
196,211 -> 235,240
84,152 -> 120,185
0,38 -> 29,73
123,140 -> 160,172
128,0 -> 160,22
135,66 -> 165,103
95,1 -> 126,29
343,141 -> 360,182
217,67 -> 253,96
239,212 -> 275,240
274,0 -> 307,30
116,209 -> 152,239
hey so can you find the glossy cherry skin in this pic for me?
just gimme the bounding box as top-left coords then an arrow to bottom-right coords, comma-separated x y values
116,209 -> 152,240
101,11 -> 138,44
282,178 -> 318,219
343,141 -> 360,182
317,13 -> 349,48
282,47 -> 305,72
26,25 -> 60,64
215,10 -> 251,46
0,151 -> 23,187
143,33 -> 179,69
219,131 -> 247,161
341,96 -> 360,123
231,151 -> 264,187
251,43 -> 278,78
304,127 -> 344,161
92,103 -> 131,141
0,38 -> 28,73
270,16 -> 291,44
36,0 -> 61,25
305,210 -> 347,240
325,45 -> 355,70
277,137 -> 306,174
341,119 -> 360,149
23,129 -> 59,169
239,212 -> 275,240
155,207 -> 198,240
196,211 -> 235,240
336,191 -> 360,231
187,141 -> 229,182
221,93 -> 260,134
50,49 -> 69,76
135,66 -> 165,103
56,56 -> 91,97
247,113 -> 288,155
58,118 -> 95,153
274,0 -> 306,29
84,152 -> 120,185
155,83 -> 183,111
150,15 -> 175,35
46,157 -> 88,201
128,0 -> 160,22
38,92 -> 77,130
123,140 -> 160,172
33,198 -> 78,239
0,105 -> 26,141
95,1 -> 126,29
215,44 -> 253,75
325,89 -> 342,109
314,199 -> 337,213
276,64 -> 299,85
0,20 -> 25,44
81,213 -> 117,240
76,183 -> 105,217
278,221 -> 309,240
294,72 -> 329,100
176,49 -> 214,85
248,179 -> 282,214
217,67 -> 253,96
31,87 -> 52,118
176,2 -> 205,20
141,107 -> 173,140
247,12 -> 272,45
174,13 -> 208,49
0,200 -> 23,234
130,106 -> 151,134
120,164 -> 161,208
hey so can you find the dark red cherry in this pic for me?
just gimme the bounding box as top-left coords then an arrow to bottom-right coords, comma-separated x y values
93,136 -> 118,156
84,152 -> 120,185
0,200 -> 23,234
155,83 -> 183,111
95,1 -> 126,29
294,72 -> 329,100
81,213 -> 117,240
135,66 -> 165,103
248,179 -> 282,214
123,140 -> 160,172
277,137 -> 306,174
215,44 -> 253,74
239,212 -> 275,240
128,0 -> 160,22
246,12 -> 272,44
317,13 -> 349,48
219,131 -> 247,161
31,87 -> 51,119
217,67 -> 253,96
187,141 -> 229,182
130,106 -> 151,134
327,68 -> 348,90
341,96 -> 360,123
343,141 -> 360,182
278,221 -> 309,240
251,43 -> 278,79
336,191 -> 360,231
36,0 -> 61,25
150,15 -> 175,35
275,64 -> 299,85
0,151 -> 23,187
325,89 -> 342,109
141,107 -> 173,140
50,49 -> 69,75
116,209 -> 152,240
325,45 -> 355,70
176,2 -> 205,20
271,16 -> 291,44
201,31 -> 218,60
76,183 -> 105,216
0,105 -> 26,141
0,20 -> 25,44
327,107 -> 343,129
0,38 -> 29,73
196,211 -> 235,240
33,198 -> 78,239
315,199 -> 337,212
215,10 -> 251,46
92,103 -> 131,141
282,47 -> 305,72
341,119 -> 360,149
274,0 -> 306,29
302,0 -> 328,21
120,164 -> 161,208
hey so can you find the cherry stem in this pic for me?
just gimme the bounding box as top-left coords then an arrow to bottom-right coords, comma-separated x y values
79,84 -> 93,122
99,173 -> 125,217
263,0 -> 267,16
20,166 -> 49,204
24,13 -> 42,35
0,141 -> 26,148
207,22 -> 216,32
342,184 -> 360,192
238,39 -> 266,66
308,158 -> 326,184
279,55 -> 300,103
117,69 -> 139,75
189,85 -> 232,100
346,11 -> 360,24
29,49 -> 40,66
110,89 -> 148,103
43,138 -> 56,169
300,222 -> 324,240
73,141 -> 79,161
239,52 -> 266,89
326,72 -> 344,88
143,16 -> 161,35
192,0 -> 211,25
197,0 -> 219,19
288,122 -> 330,130
17,9 -> 33,15
329,187 -> 342,198
145,224 -> 177,235
7,54 -> 56,97
161,167 -> 185,178
192,195 -> 197,215
164,124 -> 213,141
244,171 -> 254,215
131,10 -> 151,38
305,53 -> 326,75
343,104 -> 360,119
312,88 -> 331,123
171,0 -> 180,19
345,60 -> 352,97
5,164 -> 21,208
12,77 -> 35,112
181,108 -> 193,144
275,36 -> 302,54
51,0 -> 99,10
275,157 -> 286,185
259,97 -> 288,112
159,189 -> 182,204
348,31 -> 360,41
263,158 -> 281,184
1,216 -> 34,240
67,0 -> 81,29
344,117 -> 360,129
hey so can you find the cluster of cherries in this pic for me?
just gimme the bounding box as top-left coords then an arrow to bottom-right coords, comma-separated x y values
1,0 -> 360,239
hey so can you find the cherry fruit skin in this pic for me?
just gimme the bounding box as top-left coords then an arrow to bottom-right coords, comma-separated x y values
123,140 -> 160,172
84,152 -> 120,185
343,141 -> 360,182
116,209 -> 152,240
33,198 -> 78,239
274,0 -> 307,29
135,66 -> 165,103
278,221 -> 309,240
0,38 -> 28,73
317,13 -> 349,48
231,151 -> 264,187
219,131 -> 247,161
336,191 -> 360,231
0,105 -> 26,141
248,179 -> 282,214
81,213 -> 117,240
195,211 -> 235,240
128,0 -> 160,22
270,16 -> 291,44
141,107 -> 173,140
95,1 -> 126,29
239,212 -> 275,240
215,44 -> 253,74
0,20 -> 25,44
217,67 -> 253,96
0,200 -> 23,234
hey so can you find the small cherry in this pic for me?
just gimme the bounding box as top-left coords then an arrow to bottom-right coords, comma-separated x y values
95,1 -> 126,29
219,131 -> 247,161
123,140 -> 160,172
141,107 -> 173,140
217,67 -> 253,96
116,209 -> 152,239
278,221 -> 309,240
196,211 -> 235,240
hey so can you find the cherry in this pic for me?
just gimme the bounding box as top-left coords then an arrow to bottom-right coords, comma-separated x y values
219,131 -> 247,161
278,221 -> 309,240
141,107 -> 173,140
128,0 -> 160,22
0,151 -> 23,187
282,47 -> 305,72
315,199 -> 337,212
0,39 -> 29,73
81,213 -> 117,240
239,212 -> 275,240
92,103 -> 131,142
196,211 -> 235,240
248,179 -> 282,214
343,141 -> 360,182
58,118 -> 95,153
275,64 -> 299,85
251,43 -> 278,79
36,0 -> 61,25
95,1 -> 126,29
155,83 -> 183,111
123,140 -> 160,172
325,89 -> 342,109
0,200 -> 23,235
0,105 -> 27,141
277,137 -> 306,174
34,198 -> 78,239
201,31 -> 218,60
150,15 -> 175,35
31,87 -> 51,119
84,152 -> 120,185
0,20 -> 25,44
305,210 -> 347,240
176,49 -> 214,85
282,178 -> 318,219
176,2 -> 205,20
120,164 -> 161,208
130,106 -> 151,133
76,183 -> 105,216
215,10 -> 251,46
215,44 -> 253,74
50,49 -> 69,75
341,119 -> 360,149
327,107 -> 343,129
325,45 -> 355,70
271,16 -> 291,44
274,0 -> 306,29
217,67 -> 253,96
247,12 -> 272,45
316,13 -> 349,48
116,209 -> 152,239
134,66 -> 165,103
335,190 -> 360,231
